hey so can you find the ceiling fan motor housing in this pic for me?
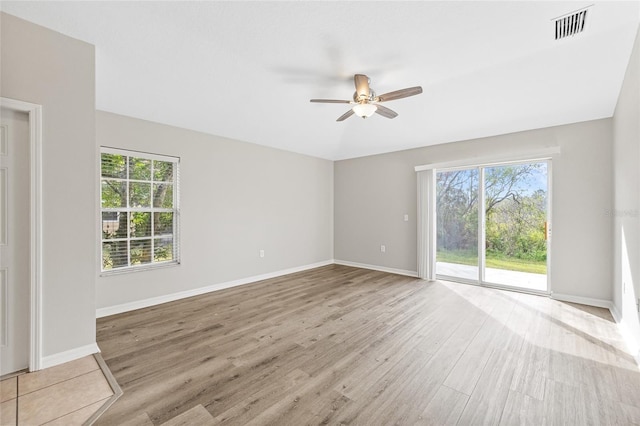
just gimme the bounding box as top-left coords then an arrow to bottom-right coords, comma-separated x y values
353,89 -> 376,103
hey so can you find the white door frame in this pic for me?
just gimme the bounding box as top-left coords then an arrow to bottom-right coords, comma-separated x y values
1,97 -> 43,372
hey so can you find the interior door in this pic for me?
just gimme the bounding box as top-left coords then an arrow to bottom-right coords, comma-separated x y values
0,107 -> 30,376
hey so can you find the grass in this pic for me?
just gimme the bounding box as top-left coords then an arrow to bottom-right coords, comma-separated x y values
436,249 -> 547,275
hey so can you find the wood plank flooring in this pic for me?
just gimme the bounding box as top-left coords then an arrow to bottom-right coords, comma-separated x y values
96,265 -> 640,425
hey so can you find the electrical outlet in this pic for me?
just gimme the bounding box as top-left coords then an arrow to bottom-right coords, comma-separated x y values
259,249 -> 265,258
380,245 -> 386,253
403,214 -> 409,222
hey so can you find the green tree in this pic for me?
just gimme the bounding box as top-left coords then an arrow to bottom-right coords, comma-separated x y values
437,163 -> 547,271
436,169 -> 478,254
101,155 -> 174,269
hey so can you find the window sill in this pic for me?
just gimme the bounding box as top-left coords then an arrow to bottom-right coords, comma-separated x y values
99,261 -> 180,277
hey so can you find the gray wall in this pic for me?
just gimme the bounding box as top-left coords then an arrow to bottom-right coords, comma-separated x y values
96,111 -> 334,310
335,119 -> 613,301
1,13 -> 97,357
613,26 -> 640,358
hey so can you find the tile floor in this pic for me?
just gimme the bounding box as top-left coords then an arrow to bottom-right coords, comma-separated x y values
1,355 -> 116,425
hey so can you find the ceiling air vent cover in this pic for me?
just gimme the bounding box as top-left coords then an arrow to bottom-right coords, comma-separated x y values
554,7 -> 589,40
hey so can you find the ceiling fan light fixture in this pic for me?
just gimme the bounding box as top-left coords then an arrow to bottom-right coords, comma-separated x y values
353,103 -> 377,118
310,74 -> 421,121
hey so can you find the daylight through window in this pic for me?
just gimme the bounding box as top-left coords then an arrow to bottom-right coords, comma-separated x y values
100,148 -> 180,272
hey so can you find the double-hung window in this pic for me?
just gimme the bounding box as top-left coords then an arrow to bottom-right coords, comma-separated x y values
100,147 -> 180,273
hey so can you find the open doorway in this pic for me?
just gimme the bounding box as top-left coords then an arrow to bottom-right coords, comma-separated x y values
0,97 -> 43,375
0,106 -> 30,375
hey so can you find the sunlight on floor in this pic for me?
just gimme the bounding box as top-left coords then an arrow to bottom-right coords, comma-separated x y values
439,279 -> 638,372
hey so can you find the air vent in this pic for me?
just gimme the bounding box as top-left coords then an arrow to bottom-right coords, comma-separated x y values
554,7 -> 589,40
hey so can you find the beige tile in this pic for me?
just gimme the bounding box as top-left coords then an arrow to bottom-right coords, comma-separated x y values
161,404 -> 217,426
19,355 -> 99,395
1,399 -> 17,426
0,378 -> 17,403
43,398 -> 109,425
18,369 -> 113,425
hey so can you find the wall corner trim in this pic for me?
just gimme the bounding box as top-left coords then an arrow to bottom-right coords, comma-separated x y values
96,260 -> 335,318
41,343 -> 100,370
609,302 -> 640,369
610,303 -> 623,323
334,260 -> 419,278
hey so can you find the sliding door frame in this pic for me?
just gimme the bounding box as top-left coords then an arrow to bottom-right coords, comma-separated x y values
432,158 -> 552,296
478,166 -> 486,285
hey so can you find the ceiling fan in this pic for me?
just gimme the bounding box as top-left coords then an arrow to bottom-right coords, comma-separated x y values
310,74 -> 423,121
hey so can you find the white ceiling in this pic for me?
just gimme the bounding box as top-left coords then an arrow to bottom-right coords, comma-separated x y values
2,1 -> 639,160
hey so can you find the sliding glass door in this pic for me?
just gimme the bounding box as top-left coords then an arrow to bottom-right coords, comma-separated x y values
435,168 -> 479,281
483,162 -> 548,291
435,160 -> 550,293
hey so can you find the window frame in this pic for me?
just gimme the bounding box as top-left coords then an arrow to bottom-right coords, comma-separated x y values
99,147 -> 180,275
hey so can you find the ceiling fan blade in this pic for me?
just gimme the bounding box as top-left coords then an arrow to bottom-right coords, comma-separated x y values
374,104 -> 398,119
336,109 -> 355,122
354,74 -> 370,98
377,86 -> 423,102
310,99 -> 351,104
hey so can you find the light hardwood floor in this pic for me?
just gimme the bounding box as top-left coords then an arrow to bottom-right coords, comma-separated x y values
96,265 -> 640,425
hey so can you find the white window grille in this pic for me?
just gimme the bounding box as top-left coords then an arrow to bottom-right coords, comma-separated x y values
100,147 -> 180,273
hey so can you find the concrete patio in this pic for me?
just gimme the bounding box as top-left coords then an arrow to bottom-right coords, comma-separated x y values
436,261 -> 547,292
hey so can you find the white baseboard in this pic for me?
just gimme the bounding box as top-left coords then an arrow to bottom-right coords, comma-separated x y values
551,293 -> 614,310
40,342 -> 100,370
96,260 -> 334,318
334,260 -> 418,278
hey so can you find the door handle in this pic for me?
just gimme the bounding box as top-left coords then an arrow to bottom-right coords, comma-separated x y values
544,222 -> 549,241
